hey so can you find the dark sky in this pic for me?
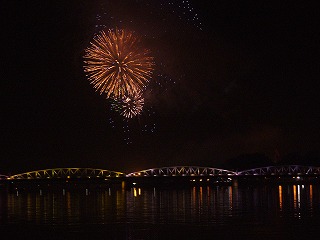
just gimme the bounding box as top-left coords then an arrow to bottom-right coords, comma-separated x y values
1,0 -> 319,174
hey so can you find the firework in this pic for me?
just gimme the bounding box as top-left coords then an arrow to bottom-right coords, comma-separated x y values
83,29 -> 154,99
111,91 -> 144,119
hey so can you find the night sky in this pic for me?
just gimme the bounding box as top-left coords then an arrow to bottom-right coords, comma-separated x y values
2,0 -> 319,174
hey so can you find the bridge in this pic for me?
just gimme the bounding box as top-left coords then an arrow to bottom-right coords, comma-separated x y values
237,165 -> 320,176
6,168 -> 125,180
126,166 -> 236,177
1,165 -> 320,181
0,174 -> 8,180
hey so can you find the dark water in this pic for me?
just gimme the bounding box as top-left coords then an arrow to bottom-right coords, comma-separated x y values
1,184 -> 320,239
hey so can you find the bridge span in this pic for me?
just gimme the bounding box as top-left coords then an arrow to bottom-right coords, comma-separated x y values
126,166 -> 236,177
0,165 -> 320,181
0,174 -> 8,180
6,168 -> 125,180
237,165 -> 320,176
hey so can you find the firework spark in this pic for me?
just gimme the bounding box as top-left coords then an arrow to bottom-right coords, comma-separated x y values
83,29 -> 154,99
112,91 -> 145,119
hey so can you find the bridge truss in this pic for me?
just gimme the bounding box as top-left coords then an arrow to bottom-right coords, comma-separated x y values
237,165 -> 320,176
3,165 -> 320,181
0,174 -> 8,180
126,166 -> 236,177
7,168 -> 125,180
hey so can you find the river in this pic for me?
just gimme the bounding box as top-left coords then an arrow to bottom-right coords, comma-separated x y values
1,183 -> 319,239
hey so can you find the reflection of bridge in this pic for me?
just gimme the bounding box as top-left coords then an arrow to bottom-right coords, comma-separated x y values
1,165 -> 320,180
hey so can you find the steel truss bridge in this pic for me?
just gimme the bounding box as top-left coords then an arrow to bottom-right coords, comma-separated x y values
1,165 -> 320,180
0,174 -> 8,180
126,166 -> 236,177
237,165 -> 320,176
5,168 -> 125,180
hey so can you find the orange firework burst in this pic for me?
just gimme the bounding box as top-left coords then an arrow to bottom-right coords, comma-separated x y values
83,29 -> 154,99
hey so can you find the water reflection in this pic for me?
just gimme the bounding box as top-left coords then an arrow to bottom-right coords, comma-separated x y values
310,184 -> 313,210
1,184 -> 320,227
228,186 -> 233,211
293,185 -> 297,209
278,185 -> 283,211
